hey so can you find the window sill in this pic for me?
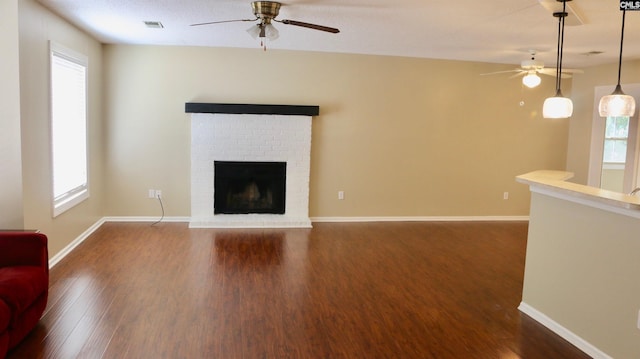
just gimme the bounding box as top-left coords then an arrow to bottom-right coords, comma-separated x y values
53,189 -> 89,218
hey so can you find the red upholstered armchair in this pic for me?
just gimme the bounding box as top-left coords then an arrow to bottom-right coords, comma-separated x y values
0,232 -> 49,358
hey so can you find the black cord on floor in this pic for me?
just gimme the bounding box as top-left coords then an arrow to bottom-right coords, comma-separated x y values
151,195 -> 165,226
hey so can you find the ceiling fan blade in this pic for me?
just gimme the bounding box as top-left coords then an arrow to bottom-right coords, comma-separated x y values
279,19 -> 340,33
190,18 -> 257,27
508,72 -> 526,79
538,68 -> 583,78
561,68 -> 584,74
479,69 -> 522,76
538,71 -> 573,79
539,72 -> 557,77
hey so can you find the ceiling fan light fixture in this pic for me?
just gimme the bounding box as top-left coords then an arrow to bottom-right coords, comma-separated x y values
264,23 -> 279,40
247,22 -> 279,50
246,24 -> 261,39
598,9 -> 636,118
522,72 -> 541,88
246,23 -> 279,40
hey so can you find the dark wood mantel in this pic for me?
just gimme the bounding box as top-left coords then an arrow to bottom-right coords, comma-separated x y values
185,103 -> 319,116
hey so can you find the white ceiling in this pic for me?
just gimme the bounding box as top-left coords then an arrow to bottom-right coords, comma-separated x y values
36,0 -> 639,69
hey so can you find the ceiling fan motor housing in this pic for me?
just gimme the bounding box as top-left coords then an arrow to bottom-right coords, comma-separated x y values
252,1 -> 281,23
521,59 -> 544,70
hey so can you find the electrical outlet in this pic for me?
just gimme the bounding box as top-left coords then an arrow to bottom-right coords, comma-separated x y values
338,191 -> 344,200
503,192 -> 509,200
155,190 -> 162,199
148,189 -> 155,198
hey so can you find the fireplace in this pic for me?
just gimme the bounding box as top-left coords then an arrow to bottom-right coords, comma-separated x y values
187,102 -> 318,228
214,161 -> 286,214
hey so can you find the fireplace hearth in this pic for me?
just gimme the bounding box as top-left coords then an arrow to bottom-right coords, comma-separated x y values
214,161 -> 286,214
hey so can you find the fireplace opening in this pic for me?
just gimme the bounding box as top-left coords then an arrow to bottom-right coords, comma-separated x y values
214,161 -> 286,214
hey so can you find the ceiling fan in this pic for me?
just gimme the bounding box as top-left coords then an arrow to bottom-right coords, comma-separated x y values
481,51 -> 583,88
190,1 -> 340,50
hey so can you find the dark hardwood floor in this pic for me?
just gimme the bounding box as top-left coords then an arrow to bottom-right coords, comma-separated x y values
8,221 -> 591,358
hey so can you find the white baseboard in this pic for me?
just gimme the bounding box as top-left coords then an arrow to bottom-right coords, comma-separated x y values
49,217 -> 106,268
311,216 -> 529,223
518,302 -> 612,359
107,216 -> 530,224
102,216 -> 191,223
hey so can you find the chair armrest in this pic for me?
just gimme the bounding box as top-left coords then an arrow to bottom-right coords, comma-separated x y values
0,232 -> 49,269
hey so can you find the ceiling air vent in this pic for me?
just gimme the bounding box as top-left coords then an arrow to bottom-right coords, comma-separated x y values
144,21 -> 164,29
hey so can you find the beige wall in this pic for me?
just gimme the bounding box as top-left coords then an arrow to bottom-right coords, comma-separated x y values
567,59 -> 640,184
0,0 -> 24,229
103,45 -> 569,218
9,1 -> 580,257
522,192 -> 640,358
601,168 -> 625,192
18,0 -> 104,256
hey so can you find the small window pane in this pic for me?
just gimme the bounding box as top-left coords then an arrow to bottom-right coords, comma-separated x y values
605,117 -> 615,138
603,139 -> 627,163
614,116 -> 629,137
604,116 -> 629,138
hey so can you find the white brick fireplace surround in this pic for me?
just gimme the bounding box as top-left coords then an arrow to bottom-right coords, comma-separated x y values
186,103 -> 318,228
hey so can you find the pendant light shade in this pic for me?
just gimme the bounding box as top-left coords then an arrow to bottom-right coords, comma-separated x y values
543,1 -> 573,119
598,10 -> 636,117
543,91 -> 574,119
599,86 -> 635,117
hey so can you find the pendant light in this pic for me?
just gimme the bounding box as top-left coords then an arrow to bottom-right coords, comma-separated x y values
598,9 -> 636,117
543,0 -> 573,119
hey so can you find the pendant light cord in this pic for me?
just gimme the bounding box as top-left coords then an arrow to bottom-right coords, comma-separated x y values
556,0 -> 568,95
616,10 -> 627,86
553,1 -> 568,94
554,10 -> 562,92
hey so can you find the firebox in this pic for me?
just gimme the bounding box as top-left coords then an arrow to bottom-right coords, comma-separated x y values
214,161 -> 286,214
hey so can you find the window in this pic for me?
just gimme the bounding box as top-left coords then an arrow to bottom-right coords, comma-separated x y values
588,85 -> 639,193
50,42 -> 89,217
602,116 -> 629,164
